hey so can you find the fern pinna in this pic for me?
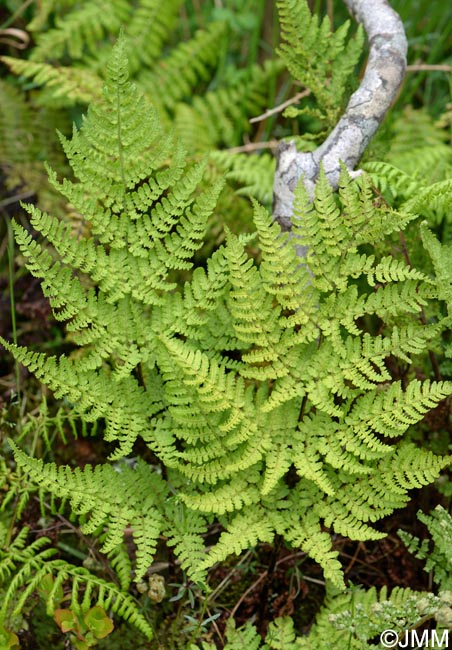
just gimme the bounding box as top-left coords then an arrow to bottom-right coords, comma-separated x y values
1,36 -> 451,626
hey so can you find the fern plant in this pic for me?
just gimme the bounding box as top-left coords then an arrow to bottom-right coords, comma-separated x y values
0,526 -> 154,642
0,0 -> 282,256
399,505 -> 452,591
198,587 -> 452,650
276,0 -> 364,132
1,26 -> 451,601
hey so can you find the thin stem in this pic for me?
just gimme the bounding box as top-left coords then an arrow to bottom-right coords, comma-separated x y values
0,0 -> 34,31
250,89 -> 311,123
225,140 -> 279,154
257,534 -> 283,633
6,217 -> 21,409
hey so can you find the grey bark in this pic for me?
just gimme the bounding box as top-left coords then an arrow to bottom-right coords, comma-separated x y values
273,0 -> 408,232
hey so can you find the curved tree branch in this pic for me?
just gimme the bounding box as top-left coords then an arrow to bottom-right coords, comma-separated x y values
273,0 -> 408,231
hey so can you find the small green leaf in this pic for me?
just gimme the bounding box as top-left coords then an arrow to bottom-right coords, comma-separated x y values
74,639 -> 90,650
0,626 -> 20,650
84,606 -> 114,639
54,608 -> 78,633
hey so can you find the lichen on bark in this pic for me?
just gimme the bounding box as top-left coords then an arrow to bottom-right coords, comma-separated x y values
273,0 -> 407,230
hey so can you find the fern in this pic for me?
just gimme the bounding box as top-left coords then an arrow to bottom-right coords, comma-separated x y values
138,20 -> 228,113
194,586 -> 452,649
174,60 -> 282,152
399,506 -> 452,591
1,28 -> 451,618
0,529 -> 154,639
276,0 -> 364,129
10,444 -> 166,581
0,57 -> 103,107
29,0 -> 131,62
210,151 -> 276,205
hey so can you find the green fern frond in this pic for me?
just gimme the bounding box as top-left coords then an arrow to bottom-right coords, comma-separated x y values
381,443 -> 450,491
0,529 -> 153,638
0,529 -> 55,587
407,179 -> 452,225
122,0 -> 183,74
253,200 -> 315,316
199,507 -> 275,572
30,0 -> 130,61
211,151 -> 276,205
283,508 -> 344,587
180,469 -> 262,514
0,79 -> 67,207
10,446 -> 167,582
421,222 -> 452,315
264,617 -> 300,649
164,503 -> 209,586
276,0 -> 364,128
174,60 -> 282,152
350,380 -> 452,439
139,21 -> 227,112
1,56 -> 102,106
216,617 -> 262,650
399,506 -> 452,590
107,544 -> 133,592
384,108 -> 452,183
364,160 -> 425,200
45,563 -> 154,638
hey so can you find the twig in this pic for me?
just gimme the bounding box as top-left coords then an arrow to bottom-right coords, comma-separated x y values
0,190 -> 35,209
407,63 -> 452,72
0,27 -> 29,49
229,549 -> 323,619
250,89 -> 311,123
230,570 -> 267,619
225,140 -> 279,154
